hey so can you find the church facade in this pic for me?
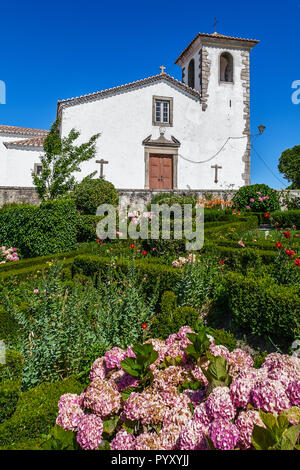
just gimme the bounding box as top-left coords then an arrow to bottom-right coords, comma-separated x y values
0,31 -> 259,191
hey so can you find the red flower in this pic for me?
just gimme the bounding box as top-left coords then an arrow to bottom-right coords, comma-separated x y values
284,231 -> 291,239
285,249 -> 296,258
295,258 -> 300,266
141,322 -> 147,330
220,259 -> 224,265
264,212 -> 270,218
275,242 -> 282,250
142,250 -> 147,256
96,238 -> 101,243
130,244 -> 135,249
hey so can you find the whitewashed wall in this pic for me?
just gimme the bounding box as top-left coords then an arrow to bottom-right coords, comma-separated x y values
0,136 -> 43,187
60,77 -> 246,190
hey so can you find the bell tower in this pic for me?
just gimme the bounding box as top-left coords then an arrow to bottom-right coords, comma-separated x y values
174,31 -> 259,186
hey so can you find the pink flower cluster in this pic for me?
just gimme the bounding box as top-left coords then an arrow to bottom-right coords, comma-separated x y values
172,254 -> 196,268
56,328 -> 300,451
0,246 -> 19,264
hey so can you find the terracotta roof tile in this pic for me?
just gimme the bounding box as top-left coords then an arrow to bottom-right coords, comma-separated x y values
175,32 -> 260,64
0,124 -> 49,137
57,72 -> 201,111
3,136 -> 46,149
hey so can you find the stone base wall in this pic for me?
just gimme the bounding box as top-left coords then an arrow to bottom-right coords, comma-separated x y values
0,187 -> 40,206
117,189 -> 236,206
0,187 -> 299,209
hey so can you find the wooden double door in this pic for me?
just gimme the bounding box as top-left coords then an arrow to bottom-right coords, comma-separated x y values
149,154 -> 173,190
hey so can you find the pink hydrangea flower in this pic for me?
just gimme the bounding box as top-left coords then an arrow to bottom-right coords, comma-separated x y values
205,386 -> 236,421
76,414 -> 103,450
250,378 -> 291,413
235,410 -> 264,449
208,419 -> 239,450
105,347 -> 127,369
193,402 -> 212,432
89,357 -> 108,382
110,429 -> 136,450
178,420 -> 209,450
286,381 -> 300,407
56,394 -> 84,431
209,343 -> 230,360
135,432 -> 161,450
82,379 -> 122,417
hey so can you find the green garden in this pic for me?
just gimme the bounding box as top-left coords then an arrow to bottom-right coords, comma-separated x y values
0,177 -> 299,451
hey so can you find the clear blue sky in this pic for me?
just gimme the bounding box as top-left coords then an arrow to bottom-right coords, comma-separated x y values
1,0 -> 299,189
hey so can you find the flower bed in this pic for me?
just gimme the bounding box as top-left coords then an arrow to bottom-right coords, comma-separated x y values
55,326 -> 300,451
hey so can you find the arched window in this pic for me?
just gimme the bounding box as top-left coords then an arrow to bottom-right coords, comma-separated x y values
188,59 -> 195,88
220,52 -> 233,82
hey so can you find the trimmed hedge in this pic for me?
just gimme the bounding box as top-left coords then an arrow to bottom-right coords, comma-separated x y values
76,215 -> 102,242
0,380 -> 20,423
271,210 -> 300,229
0,199 -> 77,258
0,244 -> 98,283
0,350 -> 24,382
232,184 -> 280,212
150,291 -> 199,339
0,376 -> 82,447
203,244 -> 276,265
225,272 -> 300,342
72,255 -> 183,299
73,178 -> 118,215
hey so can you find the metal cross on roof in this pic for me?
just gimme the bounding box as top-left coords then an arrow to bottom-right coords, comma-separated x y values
213,17 -> 219,33
159,65 -> 166,74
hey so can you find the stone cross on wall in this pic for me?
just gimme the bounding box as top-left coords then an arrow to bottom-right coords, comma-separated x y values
159,65 -> 166,74
96,159 -> 108,179
211,164 -> 222,183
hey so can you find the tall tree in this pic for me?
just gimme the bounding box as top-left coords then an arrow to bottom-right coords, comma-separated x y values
278,145 -> 300,189
32,119 -> 100,200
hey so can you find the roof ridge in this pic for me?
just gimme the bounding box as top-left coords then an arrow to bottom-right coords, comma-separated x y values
3,136 -> 46,149
0,124 -> 49,136
175,31 -> 259,64
57,72 -> 201,109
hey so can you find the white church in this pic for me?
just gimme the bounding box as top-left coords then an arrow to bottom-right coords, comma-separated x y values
0,31 -> 259,191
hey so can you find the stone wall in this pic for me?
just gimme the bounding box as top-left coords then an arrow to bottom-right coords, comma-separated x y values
0,187 -> 40,206
0,187 -> 299,209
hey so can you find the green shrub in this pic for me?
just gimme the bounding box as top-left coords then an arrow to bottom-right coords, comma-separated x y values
232,184 -> 280,213
210,328 -> 237,352
271,210 -> 300,229
0,198 -> 77,258
0,380 -> 20,423
174,256 -> 225,311
150,193 -> 197,207
253,351 -> 268,369
76,214 -> 102,242
141,237 -> 186,258
0,376 -> 82,447
0,350 -> 24,382
160,291 -> 177,315
73,179 -> 118,215
0,307 -> 19,342
0,437 -> 44,450
72,255 -> 183,301
2,262 -> 159,389
150,291 -> 199,339
226,272 -> 300,343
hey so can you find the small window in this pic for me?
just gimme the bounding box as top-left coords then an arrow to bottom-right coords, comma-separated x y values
188,59 -> 195,88
220,52 -> 233,82
152,96 -> 173,126
34,163 -> 43,176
